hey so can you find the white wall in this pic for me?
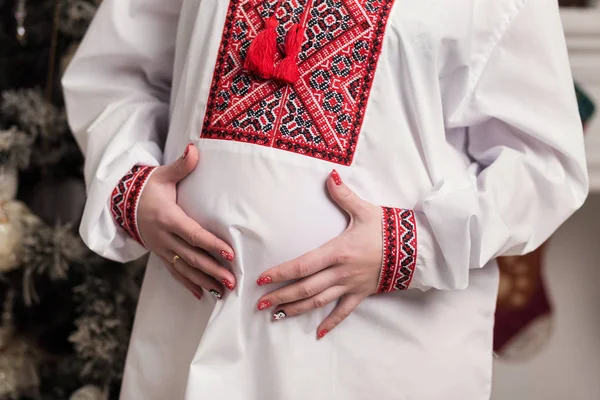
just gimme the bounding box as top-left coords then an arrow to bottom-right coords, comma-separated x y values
562,8 -> 600,190
491,194 -> 600,400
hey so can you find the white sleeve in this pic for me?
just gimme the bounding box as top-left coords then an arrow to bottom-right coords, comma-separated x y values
410,0 -> 589,290
62,0 -> 181,262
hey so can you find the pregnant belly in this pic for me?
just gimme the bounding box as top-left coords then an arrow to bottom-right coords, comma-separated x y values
176,148 -> 348,279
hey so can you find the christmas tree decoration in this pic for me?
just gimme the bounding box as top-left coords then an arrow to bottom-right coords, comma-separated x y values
0,128 -> 32,174
69,385 -> 107,400
1,89 -> 65,139
0,202 -> 22,273
494,249 -> 554,360
494,83 -> 595,360
60,0 -> 101,39
14,0 -> 27,45
0,168 -> 18,203
0,167 -> 18,202
576,82 -> 596,129
20,221 -> 87,305
0,1 -> 142,398
1,89 -> 82,177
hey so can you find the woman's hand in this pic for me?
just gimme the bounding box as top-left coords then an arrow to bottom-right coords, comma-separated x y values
137,144 -> 236,300
256,170 -> 383,339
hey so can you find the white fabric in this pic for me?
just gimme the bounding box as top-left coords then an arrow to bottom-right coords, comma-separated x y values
62,0 -> 588,399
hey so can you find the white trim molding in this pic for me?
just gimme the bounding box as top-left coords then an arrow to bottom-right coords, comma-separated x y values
561,8 -> 600,192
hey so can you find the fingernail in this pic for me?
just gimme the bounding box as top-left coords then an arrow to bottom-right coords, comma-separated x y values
331,169 -> 342,186
192,291 -> 202,300
182,143 -> 192,159
209,290 -> 222,300
221,279 -> 235,291
220,250 -> 234,262
257,300 -> 272,311
317,329 -> 328,339
273,310 -> 287,321
256,276 -> 272,286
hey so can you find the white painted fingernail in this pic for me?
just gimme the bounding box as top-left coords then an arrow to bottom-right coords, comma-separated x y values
273,310 -> 287,321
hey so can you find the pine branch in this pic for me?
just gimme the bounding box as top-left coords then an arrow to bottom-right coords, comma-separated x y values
60,0 -> 101,39
0,126 -> 33,169
20,221 -> 88,305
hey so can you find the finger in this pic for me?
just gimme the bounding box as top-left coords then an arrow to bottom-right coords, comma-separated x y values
257,239 -> 340,286
159,256 -> 204,300
167,207 -> 235,264
327,169 -> 367,219
161,143 -> 199,182
166,233 -> 236,291
257,268 -> 339,311
270,285 -> 347,321
164,251 -> 224,300
316,294 -> 363,340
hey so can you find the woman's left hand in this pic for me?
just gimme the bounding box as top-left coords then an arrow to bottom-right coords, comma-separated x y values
256,169 -> 383,339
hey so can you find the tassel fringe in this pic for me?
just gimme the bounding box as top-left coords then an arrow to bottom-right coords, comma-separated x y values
244,18 -> 279,79
274,24 -> 305,84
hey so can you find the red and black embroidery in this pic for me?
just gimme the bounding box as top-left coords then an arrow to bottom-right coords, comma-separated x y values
110,165 -> 156,247
376,207 -> 417,293
202,0 -> 396,165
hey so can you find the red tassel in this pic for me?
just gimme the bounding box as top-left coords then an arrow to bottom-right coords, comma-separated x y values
274,24 -> 305,84
244,18 -> 279,79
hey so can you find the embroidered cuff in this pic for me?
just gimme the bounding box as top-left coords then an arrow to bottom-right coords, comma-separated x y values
110,165 -> 157,247
376,207 -> 418,293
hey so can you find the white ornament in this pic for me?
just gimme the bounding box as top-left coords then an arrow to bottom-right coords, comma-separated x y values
273,311 -> 287,320
69,385 -> 107,400
0,203 -> 21,273
0,167 -> 18,202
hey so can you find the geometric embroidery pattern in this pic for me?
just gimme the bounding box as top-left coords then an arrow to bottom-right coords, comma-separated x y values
202,0 -> 396,165
376,207 -> 417,293
110,165 -> 157,247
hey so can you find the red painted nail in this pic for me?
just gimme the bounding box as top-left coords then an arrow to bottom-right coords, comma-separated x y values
331,169 -> 342,186
220,250 -> 234,262
221,279 -> 235,291
257,300 -> 272,311
256,276 -> 272,286
192,292 -> 202,300
317,329 -> 328,339
182,143 -> 192,159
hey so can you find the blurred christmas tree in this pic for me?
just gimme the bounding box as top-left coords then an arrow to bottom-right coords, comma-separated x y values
0,1 -> 144,399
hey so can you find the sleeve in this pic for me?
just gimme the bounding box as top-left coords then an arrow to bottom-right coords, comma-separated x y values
377,0 -> 589,292
110,165 -> 157,248
62,0 -> 181,262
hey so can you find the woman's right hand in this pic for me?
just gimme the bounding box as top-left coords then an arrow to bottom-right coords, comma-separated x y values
137,143 -> 235,300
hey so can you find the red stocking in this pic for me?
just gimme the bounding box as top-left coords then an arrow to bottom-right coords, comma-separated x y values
494,245 -> 554,360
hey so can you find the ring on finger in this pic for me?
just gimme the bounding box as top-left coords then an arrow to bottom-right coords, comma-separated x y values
171,254 -> 181,265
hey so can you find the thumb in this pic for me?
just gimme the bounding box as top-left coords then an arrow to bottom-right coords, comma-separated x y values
163,143 -> 199,182
327,169 -> 366,218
